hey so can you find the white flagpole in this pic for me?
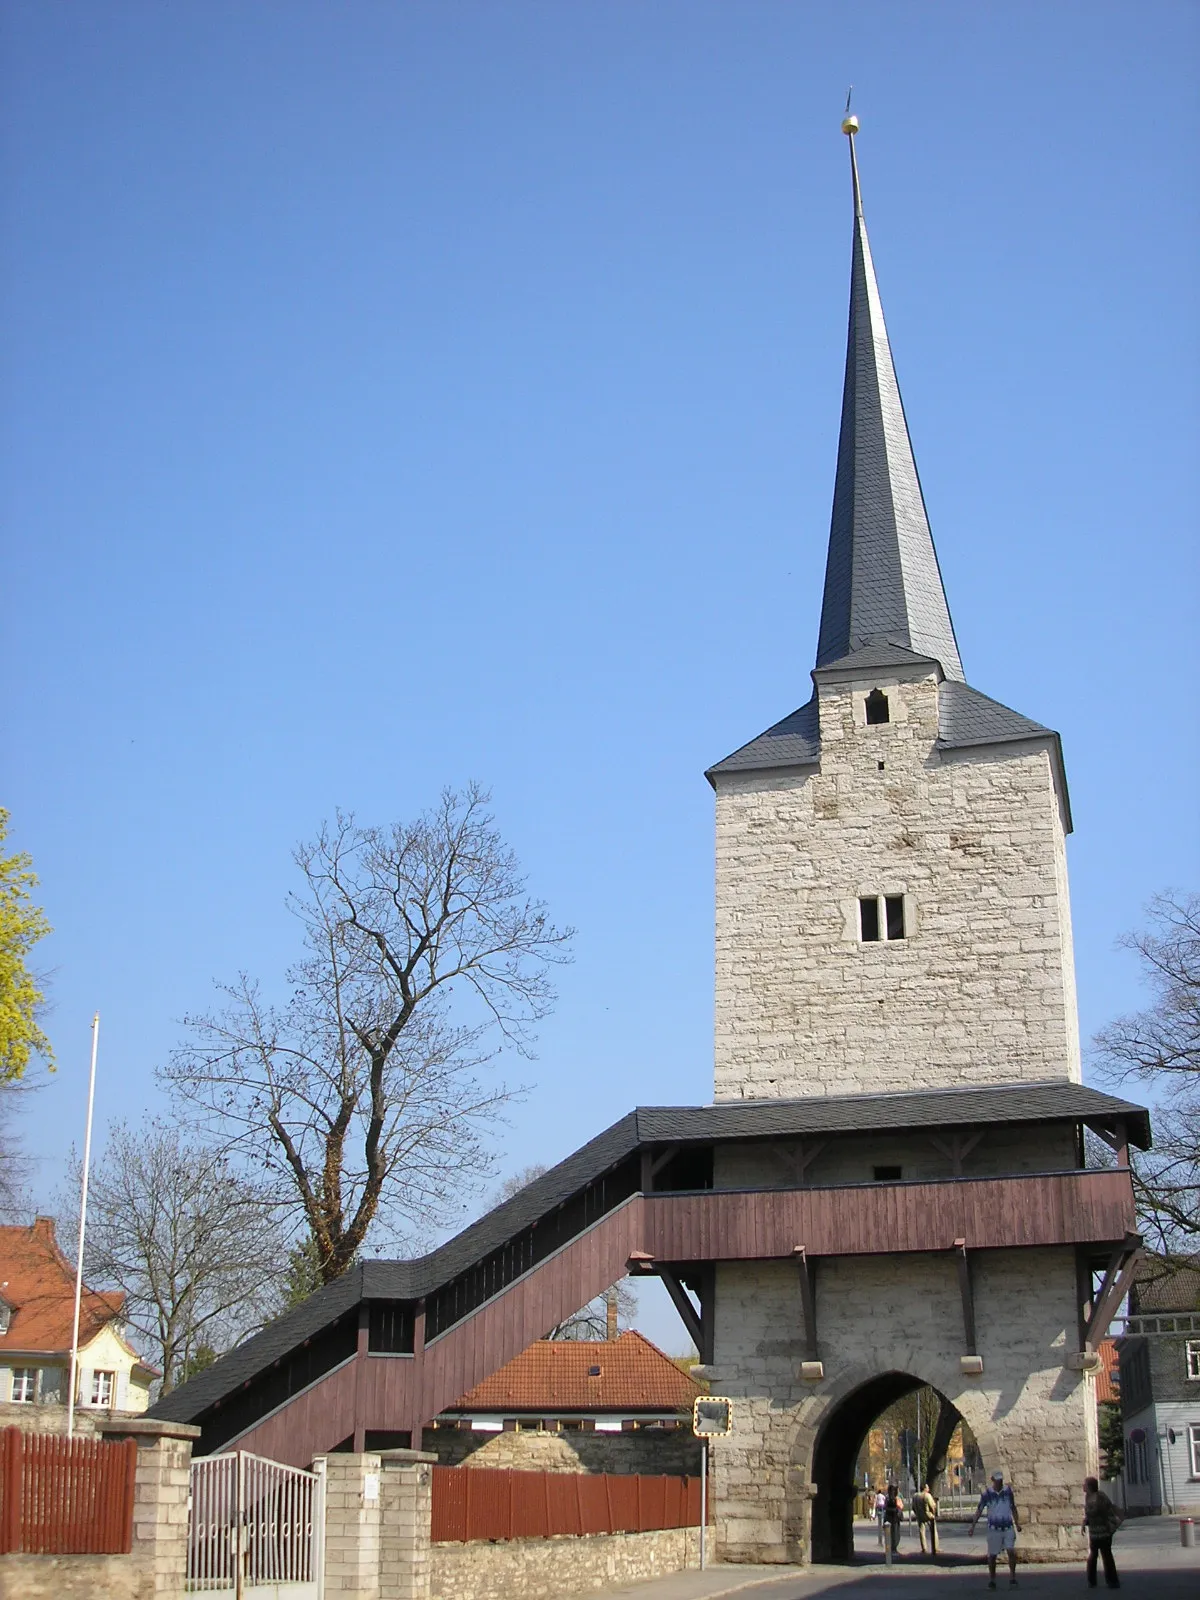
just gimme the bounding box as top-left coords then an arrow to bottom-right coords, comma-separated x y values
67,1012 -> 100,1440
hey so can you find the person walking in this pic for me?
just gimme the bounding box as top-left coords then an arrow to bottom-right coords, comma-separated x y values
884,1482 -> 905,1556
1082,1476 -> 1122,1589
968,1469 -> 1021,1588
913,1481 -> 939,1556
874,1487 -> 887,1547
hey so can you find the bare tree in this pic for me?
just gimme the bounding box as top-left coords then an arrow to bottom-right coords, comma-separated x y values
166,788 -> 572,1284
1092,890 -> 1200,1253
60,1120 -> 283,1395
492,1163 -> 637,1339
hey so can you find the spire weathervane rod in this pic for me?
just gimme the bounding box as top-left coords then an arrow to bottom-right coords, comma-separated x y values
841,98 -> 862,216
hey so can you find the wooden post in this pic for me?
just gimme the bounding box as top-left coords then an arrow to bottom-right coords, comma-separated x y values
353,1301 -> 370,1453
1,1428 -> 22,1553
410,1299 -> 427,1448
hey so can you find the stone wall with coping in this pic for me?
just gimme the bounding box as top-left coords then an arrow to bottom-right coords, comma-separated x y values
710,1248 -> 1095,1565
429,1526 -> 700,1600
423,1425 -> 701,1476
713,670 -> 1081,1100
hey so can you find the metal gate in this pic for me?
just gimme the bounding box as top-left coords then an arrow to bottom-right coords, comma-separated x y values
187,1450 -> 325,1598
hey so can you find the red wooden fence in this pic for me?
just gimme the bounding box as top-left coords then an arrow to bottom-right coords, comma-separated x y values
431,1467 -> 707,1543
0,1428 -> 138,1555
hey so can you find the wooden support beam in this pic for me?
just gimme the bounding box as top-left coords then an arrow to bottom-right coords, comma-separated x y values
353,1302 -> 370,1452
792,1245 -> 819,1362
953,1239 -> 977,1356
928,1131 -> 985,1176
657,1267 -> 704,1356
409,1299 -> 426,1444
1088,1119 -> 1131,1168
679,1265 -> 716,1365
1084,1234 -> 1142,1352
774,1140 -> 826,1187
640,1145 -> 681,1192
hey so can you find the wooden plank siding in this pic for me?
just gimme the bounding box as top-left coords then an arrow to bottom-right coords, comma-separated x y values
226,1168 -> 1134,1468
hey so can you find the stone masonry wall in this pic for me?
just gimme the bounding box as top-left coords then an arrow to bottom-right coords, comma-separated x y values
713,670 -> 1081,1099
710,1249 -> 1095,1565
423,1426 -> 701,1476
430,1527 -> 699,1600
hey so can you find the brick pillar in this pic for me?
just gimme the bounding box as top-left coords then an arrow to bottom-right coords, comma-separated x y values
315,1452 -> 382,1598
99,1416 -> 200,1599
379,1449 -> 435,1600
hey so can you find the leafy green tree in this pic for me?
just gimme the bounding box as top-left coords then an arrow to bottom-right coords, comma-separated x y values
0,810 -> 53,1082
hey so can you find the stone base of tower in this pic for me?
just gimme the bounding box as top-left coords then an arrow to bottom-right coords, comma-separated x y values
709,1249 -> 1097,1566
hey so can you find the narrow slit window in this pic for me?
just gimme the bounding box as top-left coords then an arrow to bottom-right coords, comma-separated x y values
885,896 -> 906,940
865,689 -> 890,724
873,1166 -> 902,1182
859,897 -> 881,942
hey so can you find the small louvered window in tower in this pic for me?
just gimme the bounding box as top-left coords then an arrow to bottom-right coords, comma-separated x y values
865,689 -> 890,724
859,895 -> 907,943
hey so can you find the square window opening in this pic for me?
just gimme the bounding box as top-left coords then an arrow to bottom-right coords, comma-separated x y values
873,1166 -> 903,1182
885,896 -> 906,940
1189,1424 -> 1200,1479
859,897 -> 881,942
1187,1339 -> 1200,1381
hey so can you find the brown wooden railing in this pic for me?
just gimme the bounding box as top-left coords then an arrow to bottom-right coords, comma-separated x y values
431,1466 -> 705,1542
0,1427 -> 138,1555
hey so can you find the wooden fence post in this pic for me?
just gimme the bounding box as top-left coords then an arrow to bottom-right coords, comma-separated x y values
1,1428 -> 23,1554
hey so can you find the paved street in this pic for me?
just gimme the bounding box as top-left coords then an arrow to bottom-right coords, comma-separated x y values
570,1516 -> 1200,1600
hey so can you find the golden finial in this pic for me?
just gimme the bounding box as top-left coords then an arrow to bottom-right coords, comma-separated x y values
842,86 -> 858,136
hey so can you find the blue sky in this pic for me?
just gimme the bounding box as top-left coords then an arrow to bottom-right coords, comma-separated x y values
3,3 -> 1197,1349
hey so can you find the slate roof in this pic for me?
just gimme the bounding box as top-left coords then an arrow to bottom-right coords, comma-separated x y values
0,1216 -> 128,1357
443,1330 -> 700,1415
815,130 -> 964,681
707,668 -> 1065,791
149,1080 -> 1149,1426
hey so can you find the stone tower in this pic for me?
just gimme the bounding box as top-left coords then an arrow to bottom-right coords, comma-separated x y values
708,123 -> 1080,1101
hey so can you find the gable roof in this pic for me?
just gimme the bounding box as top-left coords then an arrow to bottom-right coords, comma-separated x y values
0,1217 -> 125,1357
445,1330 -> 700,1415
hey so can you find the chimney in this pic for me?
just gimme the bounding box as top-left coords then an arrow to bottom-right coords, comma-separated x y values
606,1287 -> 618,1342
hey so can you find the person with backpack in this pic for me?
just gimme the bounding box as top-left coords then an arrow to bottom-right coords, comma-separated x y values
883,1483 -> 905,1556
1081,1476 -> 1123,1589
873,1486 -> 887,1547
968,1470 -> 1021,1588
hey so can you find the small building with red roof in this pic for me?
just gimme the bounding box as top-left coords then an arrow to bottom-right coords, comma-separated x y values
438,1329 -> 701,1436
0,1216 -> 157,1424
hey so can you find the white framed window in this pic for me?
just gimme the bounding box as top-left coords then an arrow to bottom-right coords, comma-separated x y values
1186,1338 -> 1200,1380
1190,1425 -> 1200,1480
10,1368 -> 38,1403
90,1369 -> 115,1407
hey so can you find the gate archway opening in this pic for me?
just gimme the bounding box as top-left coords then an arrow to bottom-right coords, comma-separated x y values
810,1372 -> 963,1564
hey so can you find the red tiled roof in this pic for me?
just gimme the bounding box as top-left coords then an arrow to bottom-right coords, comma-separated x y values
447,1331 -> 702,1414
1095,1338 -> 1119,1406
0,1217 -> 125,1355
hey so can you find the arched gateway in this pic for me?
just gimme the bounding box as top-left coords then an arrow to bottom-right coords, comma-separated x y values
150,119 -> 1150,1566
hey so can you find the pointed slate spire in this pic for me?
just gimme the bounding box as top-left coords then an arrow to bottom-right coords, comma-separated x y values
815,117 -> 964,681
